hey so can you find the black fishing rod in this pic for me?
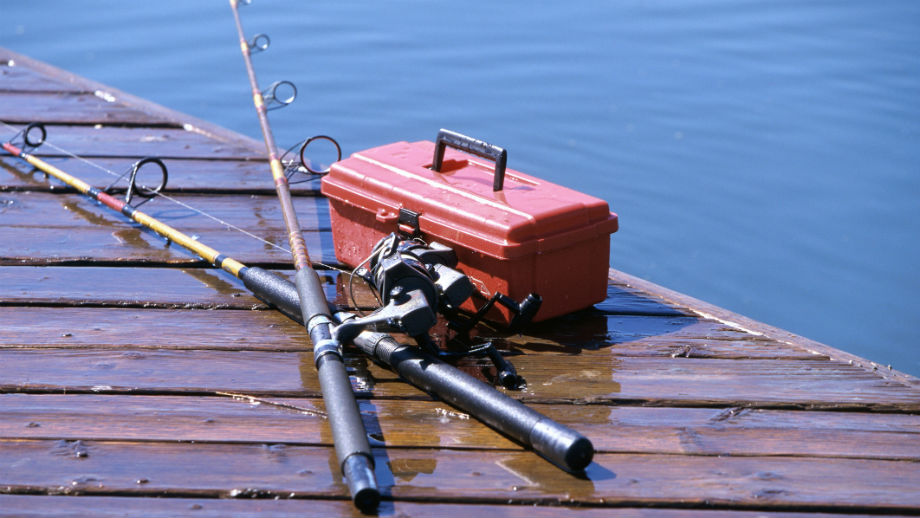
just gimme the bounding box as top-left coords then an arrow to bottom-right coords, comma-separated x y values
227,0 -> 378,510
2,123 -> 594,476
249,273 -> 596,473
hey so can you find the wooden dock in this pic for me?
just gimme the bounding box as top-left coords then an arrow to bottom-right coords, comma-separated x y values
2,47 -> 919,517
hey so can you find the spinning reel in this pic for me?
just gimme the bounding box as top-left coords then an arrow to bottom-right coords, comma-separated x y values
334,233 -> 541,389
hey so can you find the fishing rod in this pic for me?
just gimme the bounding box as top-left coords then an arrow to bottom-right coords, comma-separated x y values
227,0 -> 378,510
1,121 -> 373,511
1,122 -> 594,475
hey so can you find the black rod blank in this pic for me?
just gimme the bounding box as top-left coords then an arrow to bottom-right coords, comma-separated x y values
228,0 -> 378,509
240,266 -> 595,472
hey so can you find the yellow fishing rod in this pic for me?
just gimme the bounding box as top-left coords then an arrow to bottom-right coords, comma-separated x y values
2,124 -> 243,278
2,123 -> 375,511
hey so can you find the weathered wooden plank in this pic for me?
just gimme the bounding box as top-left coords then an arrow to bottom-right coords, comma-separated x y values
0,92 -> 177,125
0,347 -> 399,397
0,189 -> 332,265
0,266 -> 259,308
0,265 -> 828,361
0,268 -> 691,343
3,348 -> 919,410
590,404 -> 920,459
1,440 -> 918,511
0,123 -> 262,160
3,394 -> 919,460
0,63 -> 86,93
0,228 -> 336,266
0,307 -> 310,351
0,264 -> 815,358
0,155 -> 321,193
512,356 -> 920,410
0,269 -> 826,361
2,495 -> 883,518
0,191 -> 329,231
609,269 -> 920,386
0,266 -> 708,330
0,267 -> 342,309
517,313 -> 818,356
0,48 -> 266,156
0,306 -> 822,362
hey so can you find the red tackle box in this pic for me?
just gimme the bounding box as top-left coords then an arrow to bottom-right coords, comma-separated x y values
321,130 -> 618,323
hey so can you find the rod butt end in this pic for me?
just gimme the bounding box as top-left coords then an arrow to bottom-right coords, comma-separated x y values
344,454 -> 379,513
530,418 -> 595,472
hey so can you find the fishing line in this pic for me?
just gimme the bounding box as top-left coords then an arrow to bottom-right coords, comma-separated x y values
0,120 -> 351,274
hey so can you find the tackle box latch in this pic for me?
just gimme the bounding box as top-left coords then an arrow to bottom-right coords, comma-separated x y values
397,207 -> 421,238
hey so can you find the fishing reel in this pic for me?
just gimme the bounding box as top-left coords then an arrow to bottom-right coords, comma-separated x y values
334,233 -> 541,389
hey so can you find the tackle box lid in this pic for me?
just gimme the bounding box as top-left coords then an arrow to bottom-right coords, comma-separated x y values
322,139 -> 618,260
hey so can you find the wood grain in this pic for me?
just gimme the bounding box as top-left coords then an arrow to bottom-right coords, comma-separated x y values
0,191 -> 328,231
0,92 -> 177,125
0,155 -> 321,193
2,393 -> 918,460
0,123 -> 262,160
2,347 -> 918,410
0,307 -> 310,351
0,266 -> 269,308
0,63 -> 86,93
0,307 -> 821,363
0,267 -> 363,308
516,313 -> 822,358
0,227 -> 333,266
0,189 -> 333,265
609,269 -> 920,386
0,48 -> 266,154
1,440 -> 918,511
2,495 -> 890,518
511,356 -> 920,410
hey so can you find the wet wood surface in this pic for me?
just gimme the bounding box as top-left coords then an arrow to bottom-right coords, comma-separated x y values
1,47 -> 919,517
2,122 -> 263,159
0,62 -> 87,93
2,439 -> 919,510
0,191 -> 329,230
0,188 -> 334,265
0,306 -> 824,359
0,91 -> 179,125
3,348 -> 918,411
0,155 -> 321,193
3,393 -> 919,460
1,496 -> 897,518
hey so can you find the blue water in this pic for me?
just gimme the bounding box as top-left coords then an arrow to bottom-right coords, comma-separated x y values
2,1 -> 919,376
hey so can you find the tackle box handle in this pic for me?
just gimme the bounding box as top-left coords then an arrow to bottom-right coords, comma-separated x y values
431,129 -> 507,192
